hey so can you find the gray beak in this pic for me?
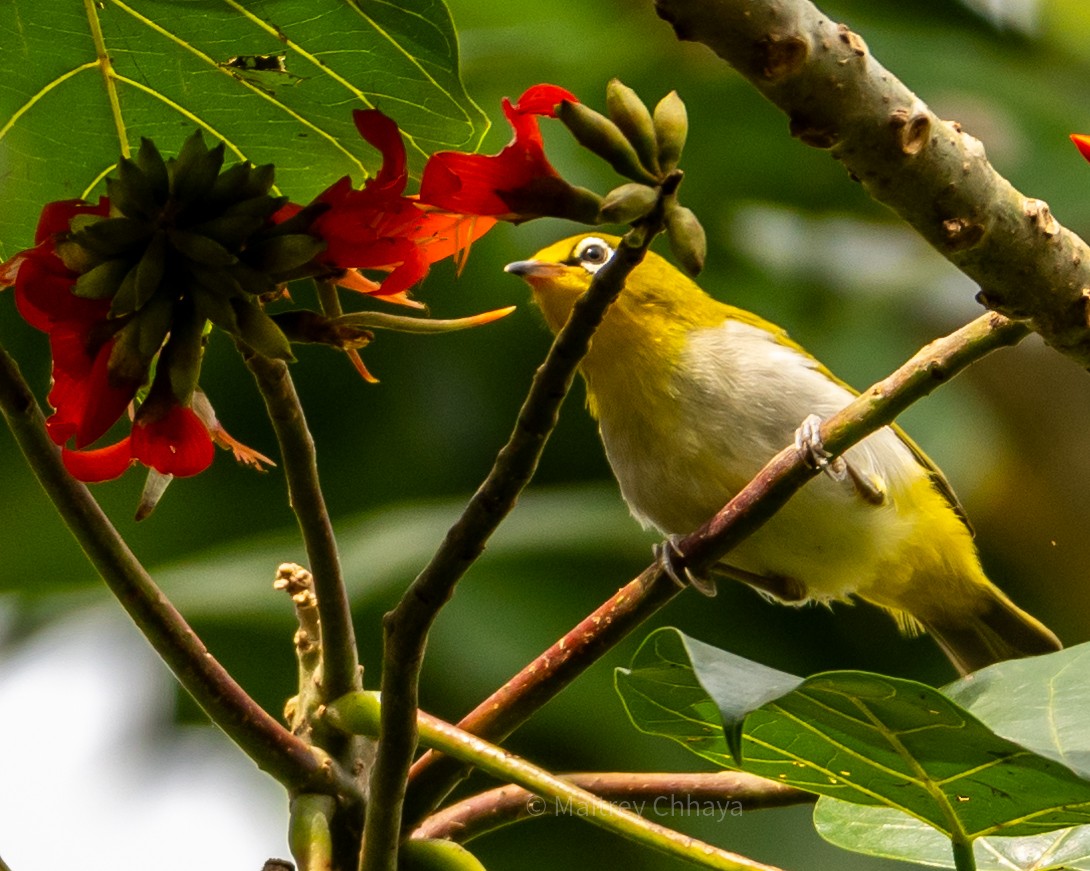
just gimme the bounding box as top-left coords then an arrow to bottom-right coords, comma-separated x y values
504,259 -> 565,278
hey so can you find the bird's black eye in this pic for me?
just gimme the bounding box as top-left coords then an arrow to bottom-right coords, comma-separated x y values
571,237 -> 613,273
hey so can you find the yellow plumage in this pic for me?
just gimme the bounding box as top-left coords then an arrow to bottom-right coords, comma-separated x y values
507,233 -> 1060,674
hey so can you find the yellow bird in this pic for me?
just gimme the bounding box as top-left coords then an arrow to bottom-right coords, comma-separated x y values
506,233 -> 1060,674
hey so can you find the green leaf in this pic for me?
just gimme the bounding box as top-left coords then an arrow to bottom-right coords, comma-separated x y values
816,644 -> 1090,870
616,628 -> 1090,843
0,0 -> 487,259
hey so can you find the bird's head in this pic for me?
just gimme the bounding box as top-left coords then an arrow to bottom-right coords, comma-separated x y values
504,234 -> 719,339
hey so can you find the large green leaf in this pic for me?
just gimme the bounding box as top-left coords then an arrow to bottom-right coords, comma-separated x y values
0,0 -> 487,258
615,629 -> 1090,846
815,644 -> 1090,870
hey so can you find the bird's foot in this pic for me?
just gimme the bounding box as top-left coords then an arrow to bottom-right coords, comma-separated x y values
794,414 -> 886,506
716,564 -> 808,604
654,535 -> 718,597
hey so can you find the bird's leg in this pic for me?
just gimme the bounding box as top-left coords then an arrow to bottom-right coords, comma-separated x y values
794,414 -> 886,506
713,564 -> 808,603
654,535 -> 718,597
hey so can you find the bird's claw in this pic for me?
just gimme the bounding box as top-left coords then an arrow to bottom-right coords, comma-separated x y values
794,413 -> 886,505
795,414 -> 847,480
654,535 -> 718,597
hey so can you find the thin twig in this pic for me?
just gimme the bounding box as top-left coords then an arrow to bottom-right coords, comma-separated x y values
359,225 -> 667,871
243,351 -> 361,705
331,694 -> 788,871
403,312 -> 1028,822
654,0 -> 1090,367
413,772 -> 812,842
0,344 -> 358,801
404,565 -> 682,822
674,313 -> 1028,573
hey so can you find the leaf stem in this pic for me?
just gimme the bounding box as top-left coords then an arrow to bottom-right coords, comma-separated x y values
951,838 -> 978,871
331,694 -> 789,871
0,343 -> 355,799
359,223 -> 667,871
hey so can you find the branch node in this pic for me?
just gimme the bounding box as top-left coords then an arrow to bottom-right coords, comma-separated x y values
836,23 -> 867,58
889,109 -> 931,156
788,113 -> 839,148
1023,198 -> 1060,238
759,33 -> 810,80
942,217 -> 985,252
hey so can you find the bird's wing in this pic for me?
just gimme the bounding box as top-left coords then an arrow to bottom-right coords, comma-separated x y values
721,306 -> 974,535
890,424 -> 974,536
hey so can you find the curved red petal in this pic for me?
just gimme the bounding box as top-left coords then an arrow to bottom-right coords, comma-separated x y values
513,84 -> 579,117
14,248 -> 110,332
74,339 -> 140,449
62,438 -> 134,483
372,246 -> 430,298
353,109 -> 408,195
131,405 -> 215,478
410,211 -> 496,265
35,197 -> 110,244
1072,134 -> 1090,164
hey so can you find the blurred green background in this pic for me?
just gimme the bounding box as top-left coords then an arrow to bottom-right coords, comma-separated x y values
3,0 -> 1090,869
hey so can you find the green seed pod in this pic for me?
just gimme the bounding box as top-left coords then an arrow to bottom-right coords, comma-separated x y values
168,229 -> 237,267
169,131 -> 226,206
109,157 -> 157,221
606,79 -> 659,175
556,100 -> 658,184
653,91 -> 689,173
246,233 -> 327,276
400,838 -> 488,871
134,231 -> 168,307
233,296 -> 295,360
73,216 -> 152,257
135,137 -> 170,203
598,182 -> 659,224
73,257 -> 131,300
665,201 -> 706,276
288,794 -> 336,871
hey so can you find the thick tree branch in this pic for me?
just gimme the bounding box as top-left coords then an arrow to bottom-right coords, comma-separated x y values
359,225 -> 666,871
654,0 -> 1090,367
0,344 -> 358,801
413,772 -> 812,843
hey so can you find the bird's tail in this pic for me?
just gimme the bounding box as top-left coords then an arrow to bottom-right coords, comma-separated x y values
918,586 -> 1061,676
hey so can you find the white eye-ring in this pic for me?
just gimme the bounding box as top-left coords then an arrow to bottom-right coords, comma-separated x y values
571,237 -> 614,274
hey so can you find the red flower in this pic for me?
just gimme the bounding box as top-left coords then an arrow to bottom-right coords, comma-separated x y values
4,198 -> 216,483
419,84 -> 578,219
303,109 -> 494,298
1072,133 -> 1090,163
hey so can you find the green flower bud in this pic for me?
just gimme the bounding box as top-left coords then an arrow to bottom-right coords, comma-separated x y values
598,182 -> 659,224
556,101 -> 658,184
653,91 -> 689,173
606,79 -> 659,175
666,201 -> 706,276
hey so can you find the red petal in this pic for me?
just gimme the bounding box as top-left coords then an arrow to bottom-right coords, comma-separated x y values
73,339 -> 140,449
61,438 -> 134,482
354,109 -> 408,195
372,245 -> 431,298
409,210 -> 496,266
131,405 -> 215,477
13,249 -> 107,331
35,197 -> 109,244
513,84 -> 579,117
1072,134 -> 1090,164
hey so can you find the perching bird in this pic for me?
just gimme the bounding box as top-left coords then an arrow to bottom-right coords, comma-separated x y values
506,233 -> 1060,674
